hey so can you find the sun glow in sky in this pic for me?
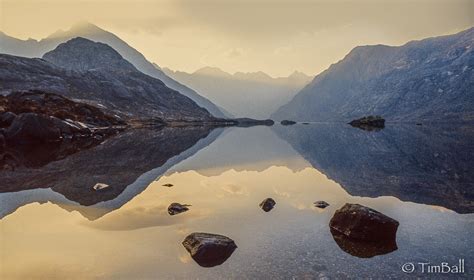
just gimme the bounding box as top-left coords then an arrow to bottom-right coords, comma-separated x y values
1,0 -> 473,76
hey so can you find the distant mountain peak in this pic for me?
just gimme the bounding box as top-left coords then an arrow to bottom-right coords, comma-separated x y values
194,66 -> 230,77
42,37 -> 136,72
47,22 -> 106,40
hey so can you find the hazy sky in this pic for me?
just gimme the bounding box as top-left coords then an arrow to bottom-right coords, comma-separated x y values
1,0 -> 473,76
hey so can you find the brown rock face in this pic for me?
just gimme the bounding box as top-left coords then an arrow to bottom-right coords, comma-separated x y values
182,232 -> 237,267
329,203 -> 399,242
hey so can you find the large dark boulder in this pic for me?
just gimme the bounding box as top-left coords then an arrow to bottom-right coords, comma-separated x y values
5,113 -> 61,143
182,232 -> 237,267
329,203 -> 399,242
259,198 -> 276,212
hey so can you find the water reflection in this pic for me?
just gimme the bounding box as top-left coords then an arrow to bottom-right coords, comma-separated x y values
330,228 -> 398,258
0,127 -> 223,219
273,124 -> 474,213
1,125 -> 473,278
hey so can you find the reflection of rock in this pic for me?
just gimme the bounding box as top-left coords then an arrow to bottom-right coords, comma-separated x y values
168,203 -> 190,215
349,116 -> 385,131
259,198 -> 276,212
330,228 -> 397,258
330,203 -> 399,242
314,201 -> 330,209
281,120 -> 296,125
273,124 -> 474,213
182,232 -> 237,267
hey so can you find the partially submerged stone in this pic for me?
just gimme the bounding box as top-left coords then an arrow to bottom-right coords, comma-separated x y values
259,198 -> 276,212
92,183 -> 110,191
162,183 -> 174,187
182,232 -> 237,267
349,116 -> 385,131
281,120 -> 297,125
168,203 -> 190,215
329,203 -> 399,242
314,201 -> 330,209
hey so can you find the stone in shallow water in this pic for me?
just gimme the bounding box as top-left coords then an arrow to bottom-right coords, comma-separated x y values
329,203 -> 399,257
162,183 -> 174,187
314,201 -> 330,209
92,183 -> 110,191
182,232 -> 237,267
167,203 -> 190,215
329,203 -> 399,242
259,198 -> 276,212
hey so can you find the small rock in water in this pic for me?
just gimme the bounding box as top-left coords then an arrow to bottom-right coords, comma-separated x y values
182,232 -> 237,267
281,120 -> 297,125
314,201 -> 330,209
259,198 -> 276,212
92,183 -> 110,191
162,183 -> 174,187
168,203 -> 190,215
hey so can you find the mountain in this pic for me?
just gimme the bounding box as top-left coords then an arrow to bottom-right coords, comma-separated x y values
273,28 -> 474,122
0,37 -> 212,121
0,23 -> 227,118
163,66 -> 312,119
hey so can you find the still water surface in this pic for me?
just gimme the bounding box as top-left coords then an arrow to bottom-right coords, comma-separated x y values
1,124 -> 473,279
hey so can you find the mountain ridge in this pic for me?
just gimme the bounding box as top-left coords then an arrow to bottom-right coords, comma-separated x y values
0,23 -> 227,118
272,27 -> 474,122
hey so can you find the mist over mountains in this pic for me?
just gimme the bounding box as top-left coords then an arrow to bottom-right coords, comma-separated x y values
164,66 -> 312,119
273,28 -> 474,123
0,23 -> 227,118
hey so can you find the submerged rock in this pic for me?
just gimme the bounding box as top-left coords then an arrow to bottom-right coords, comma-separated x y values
349,116 -> 385,131
92,183 -> 110,191
162,183 -> 174,187
329,203 -> 399,242
314,201 -> 330,209
259,198 -> 276,212
281,120 -> 297,125
168,203 -> 190,215
182,232 -> 237,267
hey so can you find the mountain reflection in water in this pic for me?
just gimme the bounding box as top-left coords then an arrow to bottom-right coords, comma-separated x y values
273,124 -> 474,214
0,125 -> 473,279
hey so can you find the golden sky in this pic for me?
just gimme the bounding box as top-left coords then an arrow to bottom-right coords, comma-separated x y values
1,0 -> 473,76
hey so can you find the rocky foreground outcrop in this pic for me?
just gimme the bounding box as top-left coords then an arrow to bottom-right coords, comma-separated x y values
0,90 -> 127,172
182,232 -> 237,267
0,90 -> 125,144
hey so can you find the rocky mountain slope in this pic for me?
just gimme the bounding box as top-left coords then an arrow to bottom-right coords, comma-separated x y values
164,66 -> 311,118
273,27 -> 474,122
0,23 -> 227,118
0,38 -> 213,121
